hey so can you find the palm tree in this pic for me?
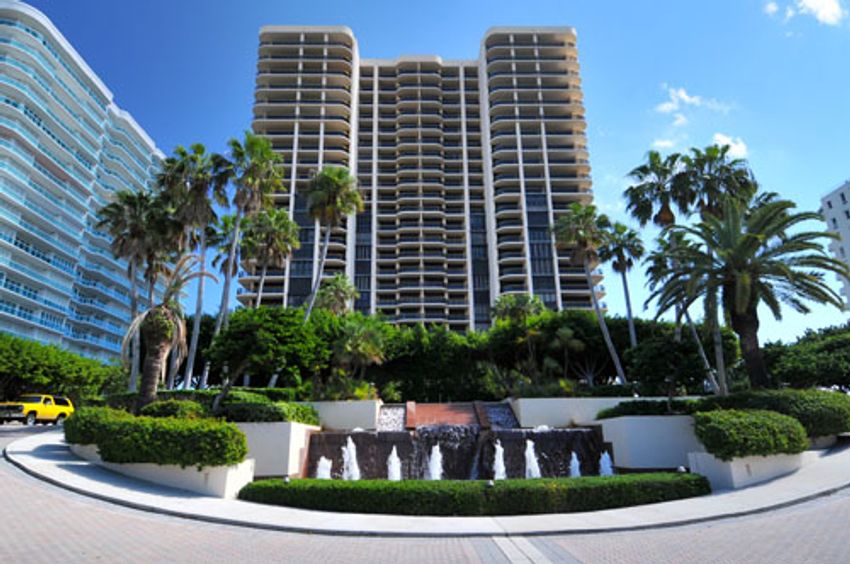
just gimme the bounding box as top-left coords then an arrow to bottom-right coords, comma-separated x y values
553,203 -> 627,384
96,189 -> 152,391
650,195 -> 848,387
315,273 -> 359,315
241,207 -> 300,308
491,293 -> 545,325
156,144 -> 230,390
302,166 -> 363,320
332,315 -> 387,381
598,222 -> 644,348
122,255 -> 216,411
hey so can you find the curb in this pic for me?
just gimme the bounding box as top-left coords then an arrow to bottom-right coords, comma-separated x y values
5,435 -> 850,538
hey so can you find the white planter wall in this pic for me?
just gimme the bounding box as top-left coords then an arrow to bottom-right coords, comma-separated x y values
69,443 -> 254,498
303,400 -> 381,430
510,397 -> 695,427
600,415 -> 705,469
236,422 -> 320,477
688,451 -> 803,490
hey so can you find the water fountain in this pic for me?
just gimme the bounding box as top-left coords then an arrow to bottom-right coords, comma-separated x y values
341,436 -> 361,481
599,451 -> 614,476
316,456 -> 332,479
427,444 -> 443,480
387,446 -> 402,481
570,452 -> 582,477
493,440 -> 507,480
525,440 -> 542,479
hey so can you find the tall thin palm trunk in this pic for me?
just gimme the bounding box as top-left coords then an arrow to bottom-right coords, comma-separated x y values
706,282 -> 729,395
620,270 -> 637,348
585,258 -> 627,383
128,261 -> 140,392
182,229 -> 207,390
683,309 -> 720,393
304,224 -> 331,320
255,260 -> 268,309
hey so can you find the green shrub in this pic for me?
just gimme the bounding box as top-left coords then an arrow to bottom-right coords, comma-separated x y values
239,473 -> 710,516
693,409 -> 808,461
697,389 -> 850,437
596,399 -> 699,419
222,401 -> 319,425
139,400 -> 207,419
96,416 -> 247,468
64,407 -> 132,445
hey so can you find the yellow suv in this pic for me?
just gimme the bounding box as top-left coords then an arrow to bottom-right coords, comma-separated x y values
0,394 -> 75,426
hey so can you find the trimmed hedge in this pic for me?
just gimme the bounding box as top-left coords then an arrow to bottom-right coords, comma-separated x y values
223,401 -> 319,425
693,409 -> 808,461
239,473 -> 710,516
596,399 -> 698,419
139,400 -> 207,419
697,389 -> 850,438
64,407 -> 133,445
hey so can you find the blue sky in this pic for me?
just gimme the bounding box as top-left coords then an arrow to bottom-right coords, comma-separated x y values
29,0 -> 850,342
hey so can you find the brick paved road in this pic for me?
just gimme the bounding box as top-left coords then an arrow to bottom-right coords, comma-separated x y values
1,426 -> 847,563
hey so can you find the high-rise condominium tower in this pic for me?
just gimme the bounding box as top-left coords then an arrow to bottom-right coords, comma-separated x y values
243,26 -> 601,330
821,179 -> 850,307
0,1 -> 163,360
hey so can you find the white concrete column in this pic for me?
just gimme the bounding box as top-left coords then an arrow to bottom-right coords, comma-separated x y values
477,43 -> 499,308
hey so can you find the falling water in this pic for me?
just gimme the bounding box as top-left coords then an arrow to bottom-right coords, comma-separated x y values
427,444 -> 443,480
493,440 -> 507,480
316,456 -> 332,479
570,452 -> 582,477
387,446 -> 402,481
341,436 -> 361,481
599,451 -> 614,477
525,440 -> 542,479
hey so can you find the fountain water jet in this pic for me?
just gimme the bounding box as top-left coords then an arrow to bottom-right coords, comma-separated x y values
599,451 -> 614,476
341,436 -> 361,481
316,456 -> 332,479
570,452 -> 582,477
427,444 -> 443,480
525,440 -> 542,479
493,440 -> 507,480
387,446 -> 402,481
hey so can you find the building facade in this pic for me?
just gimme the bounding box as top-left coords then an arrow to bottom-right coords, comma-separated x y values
242,26 -> 602,330
0,1 -> 163,361
821,180 -> 850,306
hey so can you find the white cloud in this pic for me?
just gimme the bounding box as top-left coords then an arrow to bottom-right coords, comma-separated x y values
712,133 -> 748,158
654,85 -> 730,116
652,138 -> 676,150
764,1 -> 779,15
796,0 -> 847,25
672,113 -> 688,127
785,5 -> 798,20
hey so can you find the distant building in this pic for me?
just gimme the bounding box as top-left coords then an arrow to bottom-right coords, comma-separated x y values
241,26 -> 603,331
820,179 -> 850,306
0,1 -> 163,361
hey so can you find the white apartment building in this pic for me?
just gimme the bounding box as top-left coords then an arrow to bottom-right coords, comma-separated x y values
240,26 -> 602,330
0,1 -> 163,360
821,179 -> 850,306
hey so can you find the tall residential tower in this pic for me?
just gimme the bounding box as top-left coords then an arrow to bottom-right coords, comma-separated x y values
242,26 -> 601,330
821,180 -> 850,306
0,1 -> 163,360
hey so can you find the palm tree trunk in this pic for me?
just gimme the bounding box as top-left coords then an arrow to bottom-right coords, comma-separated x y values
706,281 -> 729,395
136,342 -> 169,412
304,224 -> 331,320
620,270 -> 637,348
182,229 -> 207,390
165,347 -> 179,390
731,308 -> 769,388
255,260 -> 268,309
128,261 -> 140,392
683,308 -> 720,394
585,258 -> 627,384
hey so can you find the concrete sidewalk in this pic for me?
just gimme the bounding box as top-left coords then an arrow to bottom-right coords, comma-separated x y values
6,430 -> 850,538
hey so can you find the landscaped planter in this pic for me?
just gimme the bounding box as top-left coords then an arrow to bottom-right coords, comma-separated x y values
687,451 -> 803,490
236,422 -> 321,477
69,443 -> 254,498
302,400 -> 381,431
510,397 -> 696,427
600,415 -> 704,470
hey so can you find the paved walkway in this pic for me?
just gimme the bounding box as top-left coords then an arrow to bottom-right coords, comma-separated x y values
6,429 -> 850,537
3,427 -> 850,562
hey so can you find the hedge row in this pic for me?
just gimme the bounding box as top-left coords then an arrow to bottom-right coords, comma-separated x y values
140,400 -> 207,419
222,401 -> 319,425
596,399 -> 699,419
105,388 -> 298,411
693,409 -> 808,461
239,473 -> 710,516
64,407 -> 247,469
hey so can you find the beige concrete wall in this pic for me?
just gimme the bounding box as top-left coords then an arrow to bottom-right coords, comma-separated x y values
510,397 -> 700,427
237,422 -> 320,477
688,451 -> 803,490
304,400 -> 381,431
600,415 -> 705,469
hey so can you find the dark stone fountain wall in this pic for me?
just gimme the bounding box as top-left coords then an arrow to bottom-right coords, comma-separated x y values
307,431 -> 415,480
414,425 -> 482,480
480,429 -> 603,479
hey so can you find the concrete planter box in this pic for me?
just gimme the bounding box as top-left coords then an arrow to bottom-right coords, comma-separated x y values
600,415 -> 704,469
688,451 -> 803,490
303,400 -> 381,431
809,435 -> 837,450
509,397 -> 695,427
236,422 -> 320,477
69,443 -> 254,498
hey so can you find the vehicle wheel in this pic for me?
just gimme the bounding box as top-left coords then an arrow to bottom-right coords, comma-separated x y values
25,412 -> 36,426
55,414 -> 66,426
